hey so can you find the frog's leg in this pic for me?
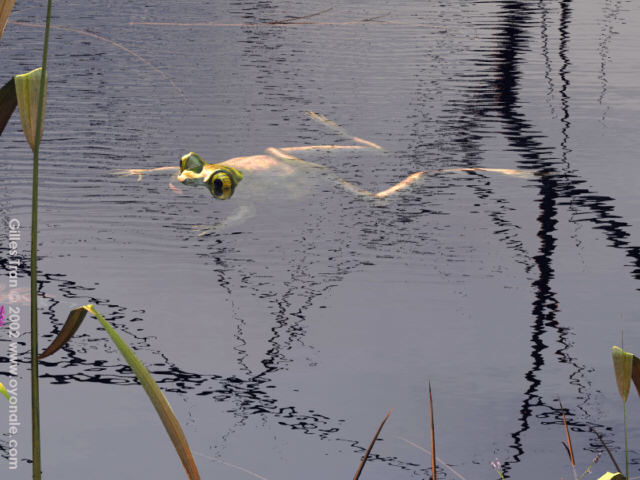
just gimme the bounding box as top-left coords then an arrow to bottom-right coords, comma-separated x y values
192,205 -> 256,236
112,166 -> 179,181
305,111 -> 384,150
264,147 -> 327,169
280,145 -> 370,153
374,168 -> 538,198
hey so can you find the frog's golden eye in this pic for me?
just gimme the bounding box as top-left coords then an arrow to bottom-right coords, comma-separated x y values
180,152 -> 204,174
209,171 -> 234,199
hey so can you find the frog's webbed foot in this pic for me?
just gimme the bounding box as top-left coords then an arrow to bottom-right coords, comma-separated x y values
169,182 -> 184,195
112,166 -> 180,182
112,168 -> 147,181
192,205 -> 256,236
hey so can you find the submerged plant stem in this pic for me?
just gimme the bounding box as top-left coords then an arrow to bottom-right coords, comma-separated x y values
31,1 -> 53,478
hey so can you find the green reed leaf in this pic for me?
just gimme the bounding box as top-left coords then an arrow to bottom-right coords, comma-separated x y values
0,0 -> 16,42
0,76 -> 17,136
612,346 -> 634,403
0,381 -> 10,401
14,67 -> 47,152
39,304 -> 201,479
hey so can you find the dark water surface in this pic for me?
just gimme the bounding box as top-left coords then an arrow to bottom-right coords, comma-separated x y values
1,1 -> 640,478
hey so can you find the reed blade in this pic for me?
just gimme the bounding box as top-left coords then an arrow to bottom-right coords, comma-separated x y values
38,307 -> 87,359
39,305 -> 201,479
14,67 -> 47,152
0,0 -> 16,41
597,473 -> 624,480
0,76 -> 17,135
84,305 -> 200,479
612,346 -> 634,403
429,382 -> 436,480
353,408 -> 393,480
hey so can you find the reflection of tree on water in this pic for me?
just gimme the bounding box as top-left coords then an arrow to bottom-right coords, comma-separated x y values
0,250 -> 430,472
597,0 -> 624,125
450,0 -> 636,473
406,0 -> 636,472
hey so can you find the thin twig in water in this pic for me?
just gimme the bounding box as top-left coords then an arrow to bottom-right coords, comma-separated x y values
267,7 -> 333,24
395,436 -> 467,480
590,427 -> 622,473
193,451 -> 269,480
353,408 -> 393,480
361,12 -> 391,22
8,20 -> 186,101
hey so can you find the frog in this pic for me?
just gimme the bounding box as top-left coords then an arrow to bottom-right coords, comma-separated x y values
114,111 -> 534,233
115,111 -> 533,196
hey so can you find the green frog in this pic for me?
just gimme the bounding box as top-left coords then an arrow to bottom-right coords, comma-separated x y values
115,111 -> 533,202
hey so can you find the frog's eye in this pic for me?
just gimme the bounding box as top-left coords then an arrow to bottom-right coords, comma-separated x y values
209,171 -> 235,199
180,152 -> 204,173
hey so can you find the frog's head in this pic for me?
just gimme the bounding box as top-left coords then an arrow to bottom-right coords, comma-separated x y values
178,152 -> 243,200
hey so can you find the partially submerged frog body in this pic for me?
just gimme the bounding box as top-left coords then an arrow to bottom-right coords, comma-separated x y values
114,112 -> 535,233
116,111 -> 534,196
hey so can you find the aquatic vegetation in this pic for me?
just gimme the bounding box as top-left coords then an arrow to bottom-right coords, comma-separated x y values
1,1 -> 200,477
39,305 -> 200,479
0,0 -> 15,40
611,345 -> 640,480
491,459 -> 505,480
0,380 -> 9,400
429,382 -> 437,480
352,408 -> 393,480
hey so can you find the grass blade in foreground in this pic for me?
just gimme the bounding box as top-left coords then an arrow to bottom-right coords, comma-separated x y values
0,0 -> 16,41
0,381 -> 9,400
612,346 -> 633,403
14,67 -> 47,151
612,345 -> 634,480
353,408 -> 392,480
39,305 -> 201,479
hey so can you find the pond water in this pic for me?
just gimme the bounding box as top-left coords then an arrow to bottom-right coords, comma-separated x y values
1,0 -> 640,479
